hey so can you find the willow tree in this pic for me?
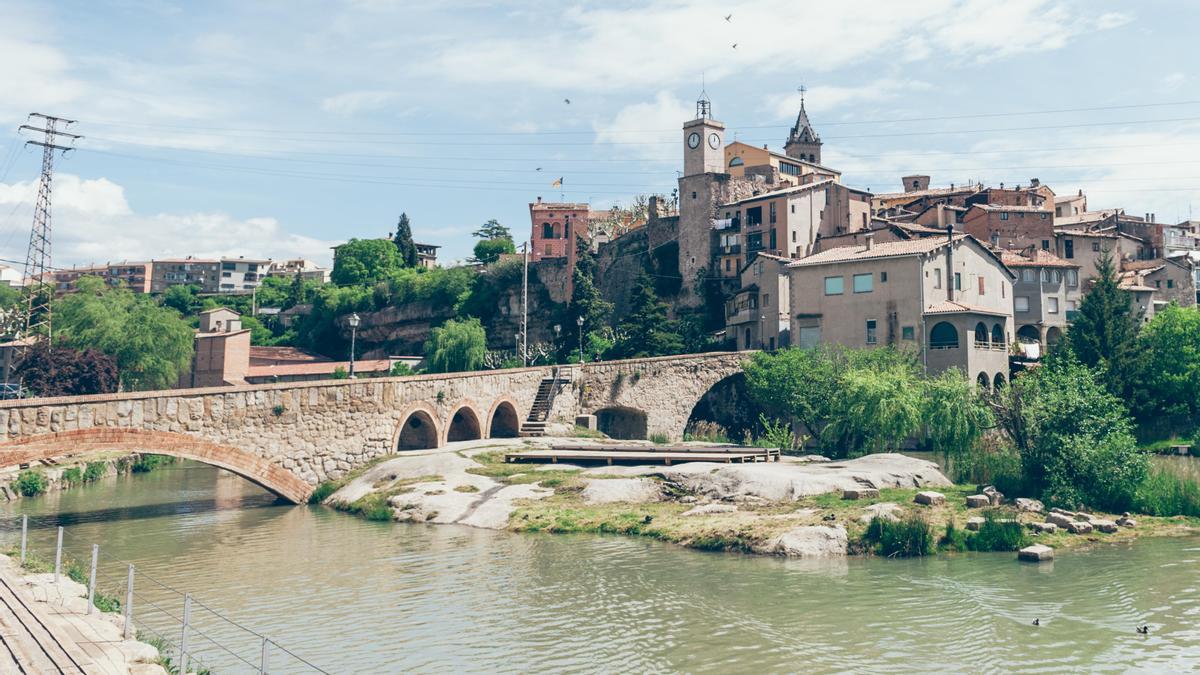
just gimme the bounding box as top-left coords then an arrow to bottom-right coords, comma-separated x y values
424,317 -> 487,373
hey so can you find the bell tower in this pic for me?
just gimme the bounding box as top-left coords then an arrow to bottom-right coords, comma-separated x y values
784,86 -> 822,164
682,89 -> 725,177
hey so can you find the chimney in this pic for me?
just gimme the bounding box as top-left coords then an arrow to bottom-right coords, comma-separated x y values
864,232 -> 874,251
1151,213 -> 1156,223
936,204 -> 946,228
536,196 -> 542,205
945,225 -> 954,302
1030,178 -> 1040,187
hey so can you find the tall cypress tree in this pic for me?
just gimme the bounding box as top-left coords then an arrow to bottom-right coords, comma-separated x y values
1067,249 -> 1140,398
393,213 -> 419,268
564,236 -> 612,361
614,271 -> 684,358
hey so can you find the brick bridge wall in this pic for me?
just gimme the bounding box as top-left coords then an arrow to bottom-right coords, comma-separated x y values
0,352 -> 749,502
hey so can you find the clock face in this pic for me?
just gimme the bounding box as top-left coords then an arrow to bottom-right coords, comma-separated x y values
688,132 -> 701,149
708,132 -> 721,149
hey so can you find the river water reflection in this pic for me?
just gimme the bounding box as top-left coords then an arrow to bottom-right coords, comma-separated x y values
2,461 -> 1198,673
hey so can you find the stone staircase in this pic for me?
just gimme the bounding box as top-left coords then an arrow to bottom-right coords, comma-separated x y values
520,366 -> 573,437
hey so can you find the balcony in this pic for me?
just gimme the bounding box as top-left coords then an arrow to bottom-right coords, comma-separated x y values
722,244 -> 742,254
973,339 -> 1009,352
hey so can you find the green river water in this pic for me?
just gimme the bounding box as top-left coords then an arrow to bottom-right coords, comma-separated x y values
2,459 -> 1197,673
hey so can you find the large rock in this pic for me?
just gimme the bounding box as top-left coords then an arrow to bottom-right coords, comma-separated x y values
681,503 -> 737,517
981,485 -> 1005,506
654,453 -> 950,503
965,495 -> 990,508
1045,513 -> 1075,529
842,487 -> 879,500
1015,498 -> 1045,513
859,502 -> 902,524
1018,544 -> 1054,562
1117,516 -> 1138,528
1030,522 -> 1058,534
760,525 -> 848,557
966,516 -> 986,531
1092,519 -> 1119,533
914,491 -> 946,506
1065,520 -> 1094,534
581,478 -> 662,504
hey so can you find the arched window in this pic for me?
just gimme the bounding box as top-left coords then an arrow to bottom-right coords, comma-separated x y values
974,322 -> 988,346
542,222 -> 553,239
991,323 -> 1004,347
977,372 -> 990,390
993,372 -> 1006,390
930,322 -> 959,349
729,156 -> 744,167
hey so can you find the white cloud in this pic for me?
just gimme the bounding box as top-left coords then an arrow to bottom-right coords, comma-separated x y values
0,174 -> 336,267
320,89 -> 402,116
593,91 -> 693,161
429,0 -> 1126,91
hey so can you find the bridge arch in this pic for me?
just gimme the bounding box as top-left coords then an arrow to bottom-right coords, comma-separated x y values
486,397 -> 521,439
394,402 -> 441,451
0,428 -> 312,504
595,406 -> 649,440
684,372 -> 755,442
445,403 -> 483,444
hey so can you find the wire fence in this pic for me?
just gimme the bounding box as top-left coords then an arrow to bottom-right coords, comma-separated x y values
0,515 -> 329,673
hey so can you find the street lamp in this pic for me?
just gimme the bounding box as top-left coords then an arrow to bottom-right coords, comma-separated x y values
576,315 -> 585,363
348,313 -> 361,378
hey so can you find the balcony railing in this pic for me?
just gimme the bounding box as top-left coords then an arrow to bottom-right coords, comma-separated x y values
929,341 -> 959,350
712,218 -> 734,230
722,244 -> 742,254
973,339 -> 1009,352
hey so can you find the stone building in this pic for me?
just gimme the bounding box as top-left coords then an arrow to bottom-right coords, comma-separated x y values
788,232 -> 1015,388
725,253 -> 791,351
151,258 -> 221,293
962,204 -> 1056,251
53,261 -> 153,295
1001,249 -> 1080,354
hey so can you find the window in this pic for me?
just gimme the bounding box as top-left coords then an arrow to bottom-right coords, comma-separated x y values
853,273 -> 873,293
1041,240 -> 1050,251
798,325 -> 821,348
912,180 -> 919,189
1022,269 -> 1035,283
542,222 -> 553,239
762,293 -> 770,306
1016,296 -> 1030,312
1000,212 -> 1009,221
1040,213 -> 1048,220
1168,279 -> 1175,289
1064,239 -> 1074,259
791,204 -> 795,214
221,262 -> 236,270
792,231 -> 797,242
824,276 -> 844,295
901,326 -> 915,341
769,202 -> 777,224
934,268 -> 942,289
1048,297 -> 1059,314
769,229 -> 777,250
221,271 -> 232,277
725,258 -> 731,272
1092,241 -> 1101,252
1155,280 -> 1162,288
954,272 -> 962,290
544,244 -> 552,256
691,191 -> 697,199
1067,269 -> 1078,287
1041,269 -> 1051,283
781,162 -> 801,176
978,276 -> 985,295
866,319 -> 877,345
881,271 -> 888,283
729,156 -> 744,167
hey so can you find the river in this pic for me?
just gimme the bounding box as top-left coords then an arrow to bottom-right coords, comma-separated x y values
2,459 -> 1198,673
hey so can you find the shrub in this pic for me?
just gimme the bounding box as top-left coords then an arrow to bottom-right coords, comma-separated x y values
308,482 -> 338,504
968,511 -> 1029,552
865,513 -> 936,557
132,454 -> 176,473
953,440 -> 1027,496
272,404 -> 286,416
61,467 -> 84,487
940,519 -> 969,552
1133,466 -> 1200,517
683,420 -> 730,444
755,415 -> 806,452
83,462 -> 107,483
649,433 -> 669,444
14,470 -> 48,497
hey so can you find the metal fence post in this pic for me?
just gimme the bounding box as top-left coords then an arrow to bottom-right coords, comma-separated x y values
86,544 -> 98,615
19,515 -> 26,564
260,636 -> 270,674
180,593 -> 191,674
123,564 -> 135,640
53,526 -> 63,582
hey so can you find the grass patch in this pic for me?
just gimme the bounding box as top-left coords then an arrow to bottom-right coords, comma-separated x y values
649,433 -> 670,445
308,482 -> 338,504
83,462 -> 107,483
454,484 -> 480,493
570,426 -> 607,439
864,513 -> 936,557
334,474 -> 442,522
61,467 -> 84,487
5,549 -> 123,613
1134,466 -> 1200,517
138,631 -> 213,675
131,454 -> 177,473
967,510 -> 1029,552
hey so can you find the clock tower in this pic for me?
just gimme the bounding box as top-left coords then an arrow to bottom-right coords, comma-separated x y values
682,91 -> 725,177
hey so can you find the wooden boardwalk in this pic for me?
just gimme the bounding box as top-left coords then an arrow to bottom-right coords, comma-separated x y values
0,569 -> 97,674
505,444 -> 780,465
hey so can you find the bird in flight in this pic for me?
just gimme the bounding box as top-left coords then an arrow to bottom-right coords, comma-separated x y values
731,43 -> 738,49
725,13 -> 732,21
564,98 -> 571,104
535,167 -> 543,171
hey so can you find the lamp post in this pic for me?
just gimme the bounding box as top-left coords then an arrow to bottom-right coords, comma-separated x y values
576,315 -> 585,363
348,313 -> 361,378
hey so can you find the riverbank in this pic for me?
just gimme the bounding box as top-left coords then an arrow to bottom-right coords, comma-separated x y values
0,453 -> 175,502
320,438 -> 1200,558
0,553 -> 167,673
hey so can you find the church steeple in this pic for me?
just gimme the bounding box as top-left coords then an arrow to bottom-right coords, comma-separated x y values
784,86 -> 822,164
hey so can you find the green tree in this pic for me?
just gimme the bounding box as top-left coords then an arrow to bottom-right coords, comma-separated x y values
55,277 -> 194,390
472,237 -> 516,265
831,364 -> 924,453
472,219 -> 511,241
424,317 -> 487,373
922,368 -> 992,457
610,271 -> 683,358
393,213 -> 419,268
1130,303 -> 1200,420
161,284 -> 200,315
563,236 -> 613,362
996,356 -> 1148,510
1066,250 -> 1140,398
332,238 -> 402,286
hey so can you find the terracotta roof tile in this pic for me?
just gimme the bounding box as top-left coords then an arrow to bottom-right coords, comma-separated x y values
789,235 -> 964,266
924,301 -> 1009,317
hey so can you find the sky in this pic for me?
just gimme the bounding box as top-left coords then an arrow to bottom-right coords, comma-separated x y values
0,0 -> 1197,269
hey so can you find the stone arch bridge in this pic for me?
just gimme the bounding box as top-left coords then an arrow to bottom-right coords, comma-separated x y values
0,352 -> 748,503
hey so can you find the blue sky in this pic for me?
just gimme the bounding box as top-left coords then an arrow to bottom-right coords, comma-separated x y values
0,0 -> 1196,268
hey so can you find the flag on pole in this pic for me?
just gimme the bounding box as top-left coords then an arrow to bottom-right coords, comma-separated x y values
551,177 -> 563,188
